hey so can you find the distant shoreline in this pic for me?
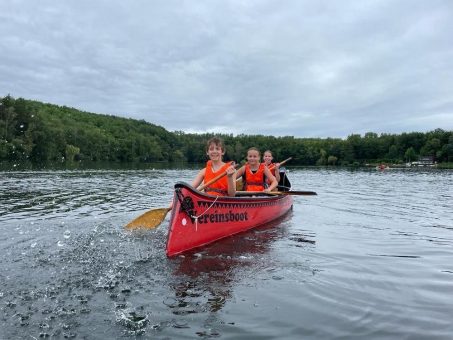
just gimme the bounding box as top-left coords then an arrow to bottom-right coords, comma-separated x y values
1,95 -> 452,167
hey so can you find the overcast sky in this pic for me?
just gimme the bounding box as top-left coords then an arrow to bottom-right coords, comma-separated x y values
1,0 -> 452,138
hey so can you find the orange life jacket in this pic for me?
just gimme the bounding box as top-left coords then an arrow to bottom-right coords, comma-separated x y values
243,163 -> 266,191
204,160 -> 232,196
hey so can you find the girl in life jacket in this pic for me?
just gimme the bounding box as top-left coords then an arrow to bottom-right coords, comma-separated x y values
263,150 -> 280,185
235,147 -> 278,192
191,137 -> 236,196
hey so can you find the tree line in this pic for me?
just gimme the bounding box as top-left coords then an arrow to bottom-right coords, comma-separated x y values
1,95 -> 452,166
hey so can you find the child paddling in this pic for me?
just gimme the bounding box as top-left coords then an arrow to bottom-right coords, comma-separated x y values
235,147 -> 277,192
191,137 -> 236,196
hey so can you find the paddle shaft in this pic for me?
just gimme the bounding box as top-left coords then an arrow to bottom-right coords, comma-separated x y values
198,162 -> 238,191
268,157 -> 292,172
236,190 -> 317,196
126,163 -> 238,229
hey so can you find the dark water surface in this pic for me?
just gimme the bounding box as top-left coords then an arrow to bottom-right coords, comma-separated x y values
1,168 -> 452,339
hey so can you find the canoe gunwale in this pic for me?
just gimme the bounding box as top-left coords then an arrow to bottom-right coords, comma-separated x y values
174,182 -> 289,200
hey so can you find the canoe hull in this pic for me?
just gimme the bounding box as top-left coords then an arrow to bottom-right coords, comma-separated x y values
166,182 -> 293,256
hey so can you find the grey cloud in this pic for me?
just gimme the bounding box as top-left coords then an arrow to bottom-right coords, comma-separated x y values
0,0 -> 452,138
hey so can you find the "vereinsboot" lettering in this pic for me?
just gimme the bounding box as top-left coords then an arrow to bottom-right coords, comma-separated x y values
197,210 -> 248,224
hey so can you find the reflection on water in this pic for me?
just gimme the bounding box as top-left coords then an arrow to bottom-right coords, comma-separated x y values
0,167 -> 452,338
169,217 -> 292,315
0,160 -> 202,172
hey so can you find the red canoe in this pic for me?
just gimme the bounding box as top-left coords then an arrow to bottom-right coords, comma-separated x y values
166,182 -> 293,257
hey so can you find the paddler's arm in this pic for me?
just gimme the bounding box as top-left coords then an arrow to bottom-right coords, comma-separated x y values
273,163 -> 281,182
226,164 -> 236,196
263,167 -> 277,192
191,168 -> 206,189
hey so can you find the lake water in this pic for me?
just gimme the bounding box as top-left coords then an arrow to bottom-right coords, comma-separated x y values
1,167 -> 452,339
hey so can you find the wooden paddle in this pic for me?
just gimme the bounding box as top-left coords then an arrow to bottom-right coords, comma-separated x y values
125,163 -> 238,229
235,157 -> 292,191
236,190 -> 317,196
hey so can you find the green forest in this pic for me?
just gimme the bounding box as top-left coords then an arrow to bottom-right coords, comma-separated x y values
1,95 -> 452,167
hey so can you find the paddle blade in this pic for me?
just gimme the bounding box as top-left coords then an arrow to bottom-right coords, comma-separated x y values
125,207 -> 171,229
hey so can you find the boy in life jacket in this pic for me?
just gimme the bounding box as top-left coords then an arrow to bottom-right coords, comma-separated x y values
263,150 -> 280,185
235,147 -> 278,192
191,137 -> 236,196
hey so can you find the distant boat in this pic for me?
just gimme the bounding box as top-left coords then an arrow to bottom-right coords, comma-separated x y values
376,164 -> 389,170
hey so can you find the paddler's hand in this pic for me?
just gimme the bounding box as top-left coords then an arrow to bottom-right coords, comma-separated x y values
226,163 -> 236,177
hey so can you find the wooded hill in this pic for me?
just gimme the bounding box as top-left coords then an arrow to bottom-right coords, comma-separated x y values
1,95 -> 452,166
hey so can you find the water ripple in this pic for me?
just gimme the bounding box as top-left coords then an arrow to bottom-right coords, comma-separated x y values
1,167 -> 452,338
